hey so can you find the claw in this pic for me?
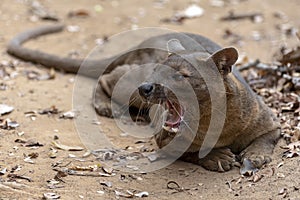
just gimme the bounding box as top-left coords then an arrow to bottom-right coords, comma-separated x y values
240,158 -> 258,176
162,125 -> 171,131
171,127 -> 179,133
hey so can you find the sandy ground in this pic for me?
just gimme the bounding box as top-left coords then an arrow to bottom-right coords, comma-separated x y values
1,0 -> 300,199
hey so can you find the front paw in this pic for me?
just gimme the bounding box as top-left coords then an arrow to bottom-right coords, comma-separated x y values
246,154 -> 272,168
199,148 -> 237,172
240,154 -> 272,175
94,102 -> 113,118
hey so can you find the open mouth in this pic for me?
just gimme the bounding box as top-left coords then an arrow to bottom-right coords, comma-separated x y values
162,100 -> 184,133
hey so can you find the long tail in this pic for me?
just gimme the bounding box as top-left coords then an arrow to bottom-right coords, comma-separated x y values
7,24 -> 119,78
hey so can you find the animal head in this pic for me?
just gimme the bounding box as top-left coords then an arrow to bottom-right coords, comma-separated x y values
138,39 -> 238,140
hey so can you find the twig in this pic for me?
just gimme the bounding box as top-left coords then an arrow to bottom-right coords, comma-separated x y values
7,173 -> 32,182
238,60 -> 278,72
279,47 -> 300,64
53,167 -> 105,177
238,59 -> 260,71
67,170 -> 106,177
167,180 -> 189,192
220,11 -> 262,22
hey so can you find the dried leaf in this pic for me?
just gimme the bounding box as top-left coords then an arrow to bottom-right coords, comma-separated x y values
114,190 -> 134,198
283,141 -> 300,158
11,165 -> 22,173
210,0 -> 225,7
7,173 -> 32,182
59,110 -> 76,119
278,188 -> 288,198
28,152 -> 39,158
43,192 -> 60,199
161,4 -> 204,24
278,46 -> 300,65
82,150 -> 91,158
180,4 -> 204,18
24,157 -> 35,164
134,191 -> 149,198
126,165 -> 139,171
24,111 -> 38,120
102,166 -> 114,174
0,104 -> 14,116
277,173 -> 285,178
239,55 -> 300,154
48,148 -> 58,158
94,5 -> 103,13
39,106 -> 60,115
67,25 -> 80,33
68,154 -> 76,158
52,141 -> 84,151
47,179 -> 61,189
0,118 -> 19,129
29,1 -> 59,21
277,162 -> 284,168
15,138 -> 43,147
147,153 -> 158,162
99,181 -> 112,188
98,172 -> 115,177
220,11 -> 263,23
0,83 -> 8,91
25,69 -> 55,80
68,165 -> 99,172
68,9 -> 90,18
251,173 -> 263,183
96,190 -> 105,195
167,180 -> 187,192
0,168 -> 7,175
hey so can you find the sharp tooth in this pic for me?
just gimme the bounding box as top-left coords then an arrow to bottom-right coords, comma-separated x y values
171,127 -> 179,133
162,125 -> 171,131
162,110 -> 168,121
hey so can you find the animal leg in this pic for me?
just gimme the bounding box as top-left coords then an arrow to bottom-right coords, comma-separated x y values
181,147 -> 237,172
239,128 -> 280,174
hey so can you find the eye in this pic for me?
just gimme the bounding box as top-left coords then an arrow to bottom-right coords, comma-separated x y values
172,73 -> 184,81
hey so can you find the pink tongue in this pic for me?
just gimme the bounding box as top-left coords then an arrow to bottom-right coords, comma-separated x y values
165,101 -> 182,127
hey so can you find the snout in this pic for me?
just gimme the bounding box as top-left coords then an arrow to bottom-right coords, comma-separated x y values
138,82 -> 154,98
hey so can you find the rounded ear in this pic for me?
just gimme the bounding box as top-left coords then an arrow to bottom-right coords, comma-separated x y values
167,39 -> 186,54
208,47 -> 238,75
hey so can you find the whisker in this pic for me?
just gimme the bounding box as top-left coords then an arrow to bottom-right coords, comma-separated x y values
149,100 -> 164,128
180,119 -> 196,136
116,96 -> 138,111
116,96 -> 140,119
135,102 -> 143,124
167,98 -> 182,117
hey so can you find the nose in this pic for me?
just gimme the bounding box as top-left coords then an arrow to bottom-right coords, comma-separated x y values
138,82 -> 154,97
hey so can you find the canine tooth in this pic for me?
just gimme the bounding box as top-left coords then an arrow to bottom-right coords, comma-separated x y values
171,127 -> 179,133
162,125 -> 171,131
